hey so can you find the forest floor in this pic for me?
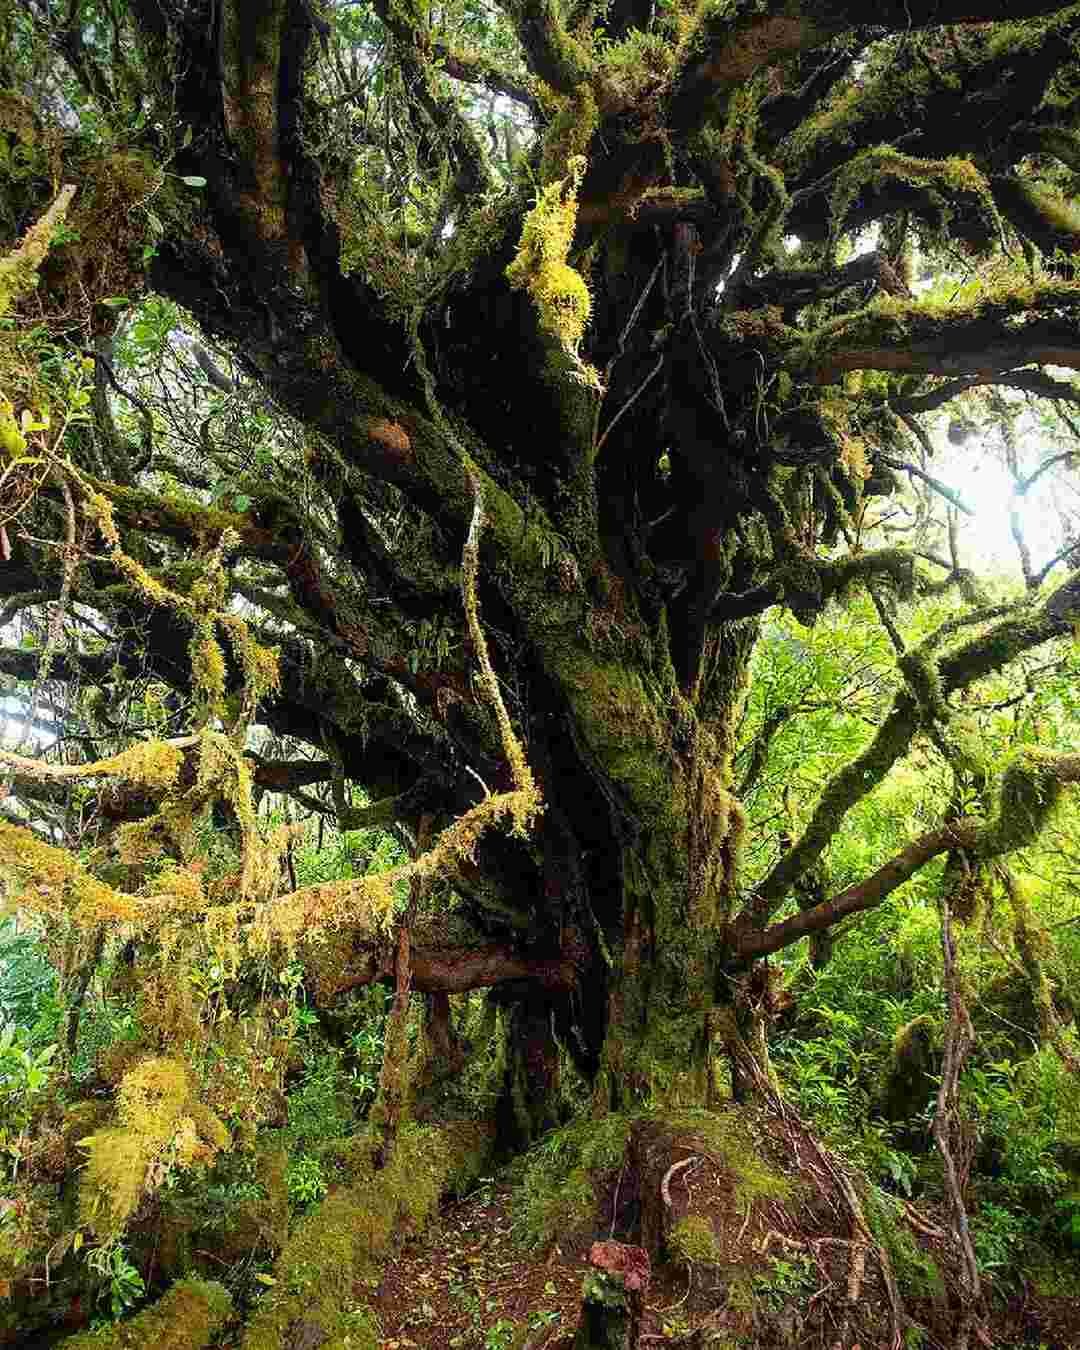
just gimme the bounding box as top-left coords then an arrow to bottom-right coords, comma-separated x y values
371,1180 -> 585,1350
369,1170 -> 1080,1350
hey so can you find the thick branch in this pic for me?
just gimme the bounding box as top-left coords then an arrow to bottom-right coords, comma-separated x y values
324,940 -> 577,996
736,822 -> 975,960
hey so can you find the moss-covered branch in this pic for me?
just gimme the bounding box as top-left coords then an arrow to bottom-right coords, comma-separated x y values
735,821 -> 974,960
59,1278 -> 232,1350
804,279 -> 1080,382
497,0 -> 592,93
240,1124 -> 489,1350
737,748 -> 1080,959
433,42 -> 540,112
749,569 -> 1080,919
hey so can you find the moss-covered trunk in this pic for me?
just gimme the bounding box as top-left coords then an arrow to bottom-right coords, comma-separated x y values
533,625 -> 755,1119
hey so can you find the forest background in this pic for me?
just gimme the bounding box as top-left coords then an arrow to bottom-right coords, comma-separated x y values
3,1 -> 1080,1347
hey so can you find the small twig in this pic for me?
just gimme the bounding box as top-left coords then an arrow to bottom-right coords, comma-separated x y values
877,453 -> 975,515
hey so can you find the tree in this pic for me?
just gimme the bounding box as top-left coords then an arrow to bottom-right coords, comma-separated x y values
2,0 -> 1080,1199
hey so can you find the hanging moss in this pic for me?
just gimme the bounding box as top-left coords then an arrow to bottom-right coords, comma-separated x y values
978,748 -> 1074,860
879,1014 -> 937,1122
58,1278 -> 232,1350
79,1058 -> 229,1239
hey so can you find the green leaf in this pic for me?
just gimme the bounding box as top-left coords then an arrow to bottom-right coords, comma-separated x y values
100,296 -> 131,309
180,175 -> 207,188
233,493 -> 252,512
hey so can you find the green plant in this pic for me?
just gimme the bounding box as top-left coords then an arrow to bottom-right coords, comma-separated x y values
285,1155 -> 328,1208
971,1202 -> 1033,1283
484,1317 -> 519,1350
0,1024 -> 56,1174
752,1254 -> 817,1310
87,1240 -> 146,1319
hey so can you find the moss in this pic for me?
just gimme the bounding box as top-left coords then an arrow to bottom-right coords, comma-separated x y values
0,184 -> 75,318
897,647 -> 947,724
595,29 -> 677,110
978,747 -> 1071,860
59,1278 -> 232,1350
241,1123 -> 490,1350
864,1188 -> 946,1303
506,155 -> 595,371
545,649 -> 674,826
757,696 -> 918,909
79,1057 -> 228,1238
0,819 -> 140,927
514,1113 -> 634,1252
660,1108 -> 790,1210
538,85 -> 599,185
880,1015 -> 937,1122
829,146 -> 996,242
992,173 -> 1080,250
669,1215 -> 721,1266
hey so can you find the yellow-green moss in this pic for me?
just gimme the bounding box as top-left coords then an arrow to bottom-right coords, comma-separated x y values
506,155 -> 598,386
58,1278 -> 232,1350
0,183 -> 75,317
669,1214 -> 721,1266
241,1123 -> 491,1350
829,146 -> 996,241
79,1058 -> 228,1239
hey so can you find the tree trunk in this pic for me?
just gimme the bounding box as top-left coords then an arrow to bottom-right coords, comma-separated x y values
573,1242 -> 650,1350
496,994 -> 561,1151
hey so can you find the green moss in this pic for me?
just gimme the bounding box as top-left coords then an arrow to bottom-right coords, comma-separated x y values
992,174 -> 1080,249
880,1014 -> 936,1122
669,1215 -> 721,1266
546,649 -> 674,826
596,29 -> 677,109
978,748 -> 1070,860
864,1189 -> 946,1303
241,1123 -> 490,1350
897,647 -> 947,724
59,1278 -> 232,1350
829,146 -> 996,242
538,86 -> 599,185
660,1108 -> 790,1211
514,1113 -> 634,1251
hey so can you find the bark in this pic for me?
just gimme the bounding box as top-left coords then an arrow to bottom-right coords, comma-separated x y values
495,995 -> 562,1151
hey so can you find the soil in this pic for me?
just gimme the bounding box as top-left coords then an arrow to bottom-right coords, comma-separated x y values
371,1180 -> 583,1350
369,1114 -> 1080,1350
